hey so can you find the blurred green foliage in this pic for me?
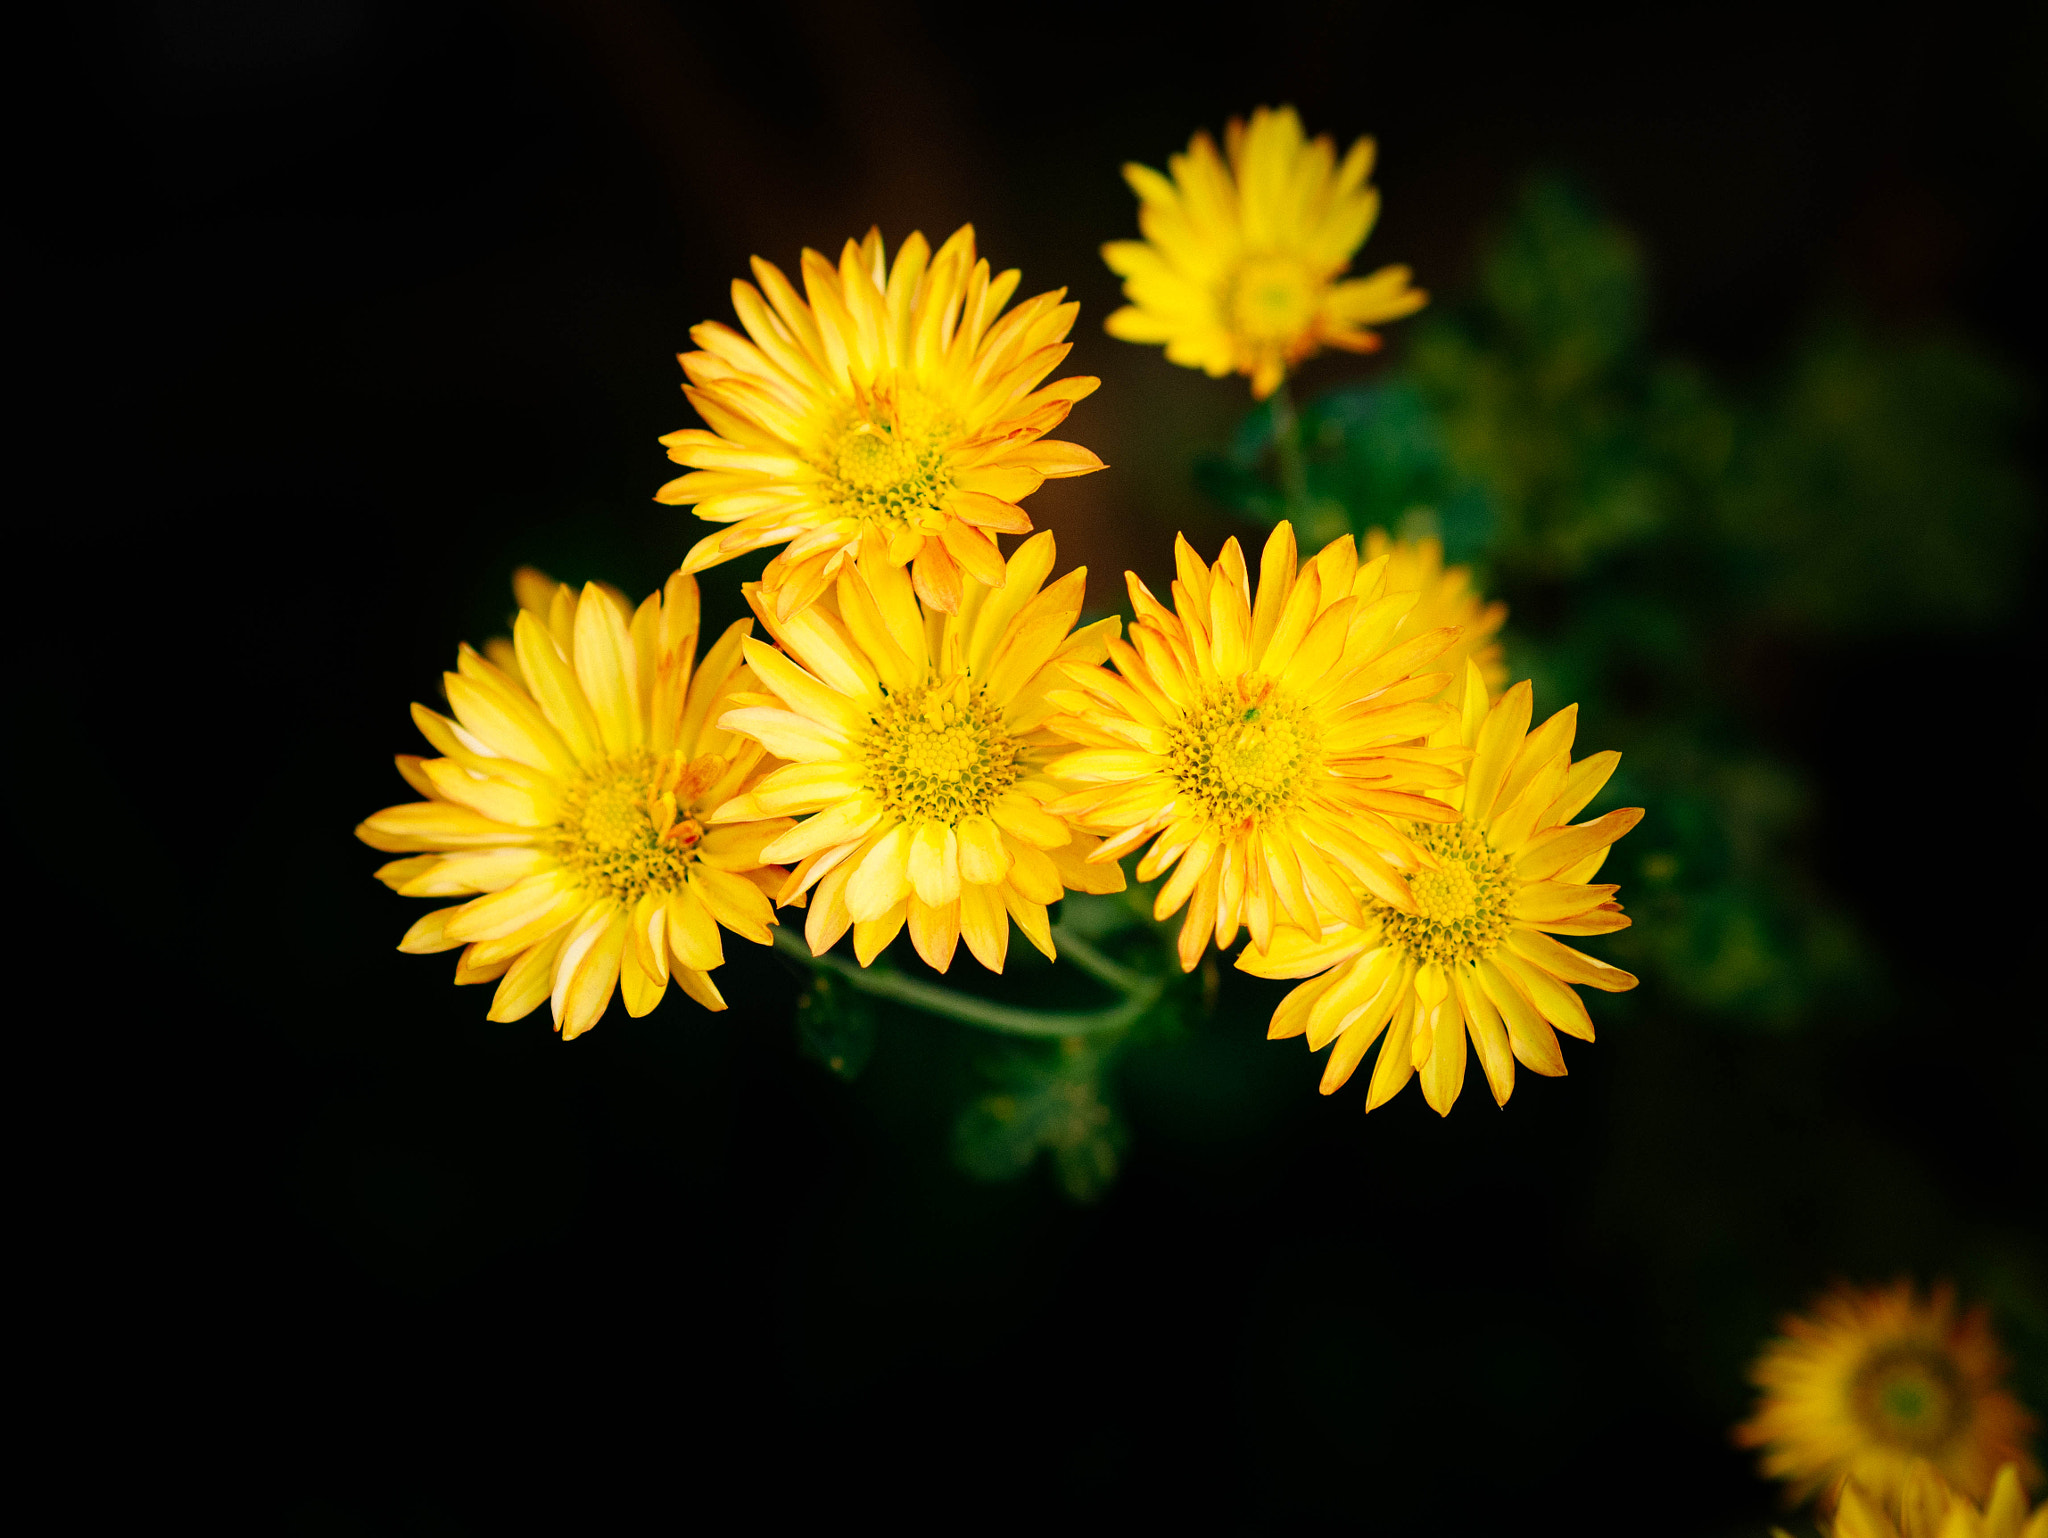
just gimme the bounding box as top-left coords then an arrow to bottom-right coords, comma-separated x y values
796,972 -> 880,1081
954,1035 -> 1128,1203
1720,320 -> 2034,633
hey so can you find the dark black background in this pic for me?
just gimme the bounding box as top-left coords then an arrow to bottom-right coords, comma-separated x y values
37,2 -> 2043,1530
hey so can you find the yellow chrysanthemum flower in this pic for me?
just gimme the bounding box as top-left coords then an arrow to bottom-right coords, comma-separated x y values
1816,1461 -> 2046,1538
1042,521 -> 1469,974
1237,661 -> 1641,1113
711,531 -> 1127,975
357,568 -> 794,1038
1102,105 -> 1428,399
1739,1281 -> 2042,1511
656,225 -> 1106,620
1365,529 -> 1508,700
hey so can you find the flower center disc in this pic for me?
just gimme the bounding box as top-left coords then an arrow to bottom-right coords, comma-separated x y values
1382,821 -> 1513,966
556,748 -> 695,901
1853,1347 -> 1965,1453
1229,254 -> 1319,343
1169,682 -> 1321,832
826,379 -> 958,535
862,681 -> 1018,824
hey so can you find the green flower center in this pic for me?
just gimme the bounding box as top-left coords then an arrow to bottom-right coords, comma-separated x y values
1229,254 -> 1320,343
1167,680 -> 1322,832
826,379 -> 959,534
1381,821 -> 1514,967
555,748 -> 698,901
1853,1346 -> 1965,1453
861,680 -> 1019,825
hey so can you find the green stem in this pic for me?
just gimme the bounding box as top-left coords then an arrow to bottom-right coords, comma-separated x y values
1268,378 -> 1310,522
772,926 -> 1161,1038
1046,926 -> 1154,996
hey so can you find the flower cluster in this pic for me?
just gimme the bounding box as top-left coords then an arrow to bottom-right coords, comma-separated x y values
357,106 -> 1637,1116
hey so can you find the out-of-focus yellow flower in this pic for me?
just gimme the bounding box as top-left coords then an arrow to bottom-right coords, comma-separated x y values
1103,105 -> 1427,399
1043,522 -> 1466,973
357,568 -> 793,1038
657,226 -> 1105,620
1816,1462 -> 2047,1538
1365,529 -> 1508,700
1238,661 -> 1639,1113
1739,1281 -> 2041,1512
711,531 -> 1126,975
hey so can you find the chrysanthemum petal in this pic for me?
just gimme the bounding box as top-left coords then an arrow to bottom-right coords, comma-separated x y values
488,927 -> 572,1022
553,905 -> 625,1039
1493,950 -> 1596,1042
761,795 -> 885,865
1454,966 -> 1516,1107
1506,929 -> 1638,992
1515,807 -> 1645,883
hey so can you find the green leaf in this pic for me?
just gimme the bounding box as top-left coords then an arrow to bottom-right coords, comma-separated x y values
952,1036 -> 1129,1202
795,972 -> 879,1081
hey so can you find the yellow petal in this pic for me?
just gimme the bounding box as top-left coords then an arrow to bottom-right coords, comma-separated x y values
1514,807 -> 1643,883
629,890 -> 669,987
1454,965 -> 1516,1107
1360,995 -> 1417,1108
690,865 -> 778,944
1493,950 -> 1595,1042
1248,522 -> 1298,663
419,758 -> 557,827
1510,880 -> 1620,922
620,937 -> 668,1018
845,822 -> 913,922
718,706 -> 850,763
1004,837 -> 1063,905
392,847 -> 551,897
488,926 -> 572,1021
671,964 -> 728,1011
1003,888 -> 1056,962
398,907 -> 463,954
356,801 -> 543,854
1269,968 -> 1340,1039
1466,680 -> 1533,827
1046,833 -> 1128,894
1544,750 -> 1621,829
959,880 -> 1009,972
740,637 -> 870,738
552,905 -> 625,1039
991,792 -> 1072,849
1506,928 -> 1637,992
1487,762 -> 1572,863
696,819 -> 798,872
956,815 -> 1011,884
445,659 -> 577,777
1477,959 -> 1565,1076
513,609 -> 603,763
573,583 -> 641,755
665,883 -> 725,971
853,901 -> 908,966
760,796 -> 884,865
1305,948 -> 1398,1052
1417,987 -> 1466,1116
443,870 -> 580,945
908,821 -> 961,906
908,893 -> 961,972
